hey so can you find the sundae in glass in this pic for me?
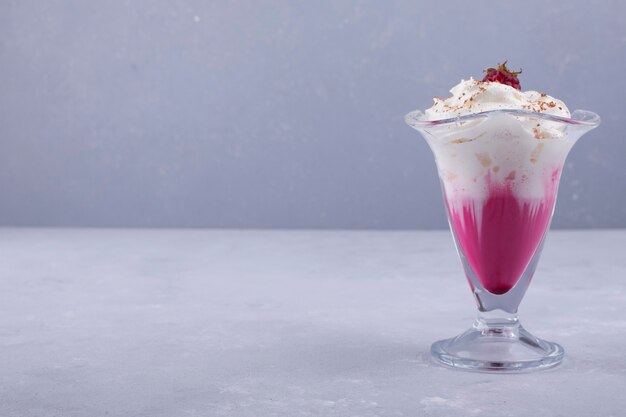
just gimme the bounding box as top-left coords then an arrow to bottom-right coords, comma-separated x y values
406,62 -> 600,372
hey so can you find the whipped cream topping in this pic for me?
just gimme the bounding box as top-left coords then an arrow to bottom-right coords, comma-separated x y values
415,78 -> 577,205
425,79 -> 570,121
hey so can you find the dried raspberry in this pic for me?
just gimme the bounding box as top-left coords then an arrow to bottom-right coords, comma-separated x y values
482,61 -> 522,90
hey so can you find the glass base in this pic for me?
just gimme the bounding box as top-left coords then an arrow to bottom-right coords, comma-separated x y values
431,319 -> 564,372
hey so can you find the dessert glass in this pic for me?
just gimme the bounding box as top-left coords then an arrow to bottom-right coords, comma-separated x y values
406,109 -> 600,372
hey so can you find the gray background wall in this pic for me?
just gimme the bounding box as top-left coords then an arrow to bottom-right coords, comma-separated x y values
1,0 -> 624,229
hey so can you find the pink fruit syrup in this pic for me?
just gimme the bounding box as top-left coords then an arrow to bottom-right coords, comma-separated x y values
446,169 -> 561,295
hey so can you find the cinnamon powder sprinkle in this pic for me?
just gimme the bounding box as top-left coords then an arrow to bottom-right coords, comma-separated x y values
475,152 -> 492,167
530,143 -> 545,163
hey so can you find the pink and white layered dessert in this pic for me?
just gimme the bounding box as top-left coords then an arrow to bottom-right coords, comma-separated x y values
422,65 -> 572,295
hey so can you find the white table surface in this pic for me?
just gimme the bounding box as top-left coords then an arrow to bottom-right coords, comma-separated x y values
1,228 -> 625,417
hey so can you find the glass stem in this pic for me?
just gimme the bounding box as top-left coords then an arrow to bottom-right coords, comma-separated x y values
474,308 -> 520,337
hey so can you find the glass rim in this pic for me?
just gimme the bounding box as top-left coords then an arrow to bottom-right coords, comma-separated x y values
405,108 -> 601,128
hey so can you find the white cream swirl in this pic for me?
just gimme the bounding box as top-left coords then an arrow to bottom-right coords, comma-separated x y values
425,78 -> 570,121
419,78 -> 575,203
